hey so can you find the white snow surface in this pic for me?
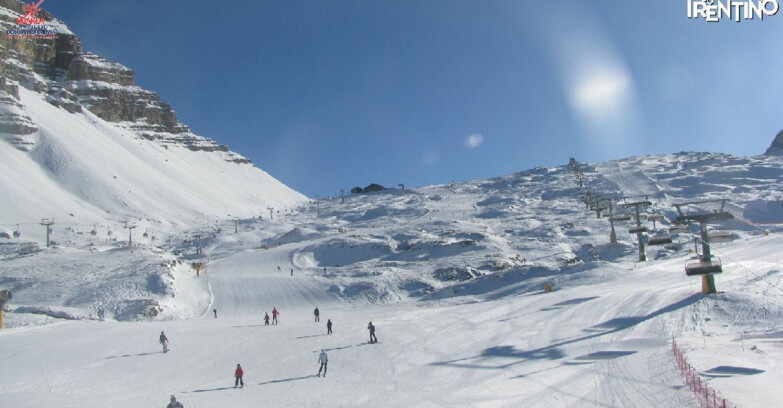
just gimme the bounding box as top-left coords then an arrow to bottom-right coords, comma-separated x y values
0,86 -> 306,237
1,151 -> 783,407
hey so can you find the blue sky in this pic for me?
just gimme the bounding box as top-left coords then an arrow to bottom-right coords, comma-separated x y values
44,0 -> 783,197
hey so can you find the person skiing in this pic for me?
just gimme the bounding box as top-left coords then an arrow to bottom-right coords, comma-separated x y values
367,322 -> 377,343
234,364 -> 244,388
264,312 -> 270,326
213,308 -> 217,319
98,308 -> 105,321
166,395 -> 184,408
290,268 -> 293,276
317,349 -> 328,377
159,331 -> 169,353
314,307 -> 320,322
272,307 -> 279,325
327,319 -> 333,335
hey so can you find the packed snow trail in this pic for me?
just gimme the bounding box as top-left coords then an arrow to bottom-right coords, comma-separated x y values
0,243 -> 710,408
207,244 -> 341,317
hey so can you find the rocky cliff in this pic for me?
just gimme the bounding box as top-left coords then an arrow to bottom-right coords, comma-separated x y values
765,129 -> 783,156
0,0 -> 249,164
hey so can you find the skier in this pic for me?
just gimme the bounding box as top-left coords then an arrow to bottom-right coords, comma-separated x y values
166,395 -> 184,408
272,307 -> 279,325
367,322 -> 377,343
277,266 -> 281,271
317,349 -> 328,377
327,319 -> 333,335
264,312 -> 270,326
290,268 -> 293,276
234,363 -> 244,388
98,308 -> 105,321
314,307 -> 320,322
213,308 -> 217,319
159,331 -> 169,353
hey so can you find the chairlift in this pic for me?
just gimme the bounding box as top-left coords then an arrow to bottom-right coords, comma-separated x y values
647,214 -> 664,222
647,232 -> 672,246
669,224 -> 688,234
107,229 -> 113,236
685,258 -> 722,276
609,214 -> 631,222
628,226 -> 648,234
707,230 -> 732,243
13,225 -> 20,238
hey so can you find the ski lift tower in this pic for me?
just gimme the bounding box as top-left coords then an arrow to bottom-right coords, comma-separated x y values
267,206 -> 275,220
588,195 -> 609,219
603,196 -> 625,244
193,234 -> 203,255
124,221 -> 136,246
674,199 -> 734,294
619,196 -> 652,262
40,218 -> 54,247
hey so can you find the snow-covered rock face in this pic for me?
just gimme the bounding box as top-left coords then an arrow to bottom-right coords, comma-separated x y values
0,0 -> 306,230
764,129 -> 783,156
0,0 -> 244,157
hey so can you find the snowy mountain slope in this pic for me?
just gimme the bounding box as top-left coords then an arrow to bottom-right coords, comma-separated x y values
2,149 -> 782,407
1,86 -> 306,235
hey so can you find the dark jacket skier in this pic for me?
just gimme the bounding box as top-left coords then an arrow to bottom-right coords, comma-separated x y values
314,307 -> 320,322
367,322 -> 377,343
327,319 -> 333,335
159,331 -> 169,353
166,395 -> 184,408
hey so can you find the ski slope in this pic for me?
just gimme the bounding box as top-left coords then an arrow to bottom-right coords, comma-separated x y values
1,153 -> 783,407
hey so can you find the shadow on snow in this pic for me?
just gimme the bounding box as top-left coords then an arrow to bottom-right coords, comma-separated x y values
431,293 -> 703,371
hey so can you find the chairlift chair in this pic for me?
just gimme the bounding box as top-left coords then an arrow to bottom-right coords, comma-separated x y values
13,225 -> 20,238
707,230 -> 732,243
628,226 -> 648,234
647,232 -> 672,246
669,224 -> 688,234
685,257 -> 723,276
609,214 -> 631,222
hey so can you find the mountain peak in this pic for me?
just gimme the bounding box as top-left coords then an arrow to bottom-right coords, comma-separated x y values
764,129 -> 783,156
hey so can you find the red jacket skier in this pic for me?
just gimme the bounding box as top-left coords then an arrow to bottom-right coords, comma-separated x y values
234,364 -> 244,388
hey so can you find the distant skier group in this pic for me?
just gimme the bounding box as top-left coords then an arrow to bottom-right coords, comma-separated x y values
160,305 -> 381,406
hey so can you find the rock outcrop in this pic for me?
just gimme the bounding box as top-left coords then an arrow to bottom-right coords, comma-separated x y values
764,129 -> 783,156
0,0 -> 251,163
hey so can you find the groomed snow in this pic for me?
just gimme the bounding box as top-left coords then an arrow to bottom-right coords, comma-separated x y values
1,151 -> 782,407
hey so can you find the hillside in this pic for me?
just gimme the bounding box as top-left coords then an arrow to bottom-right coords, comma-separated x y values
1,150 -> 782,407
0,0 -> 306,235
